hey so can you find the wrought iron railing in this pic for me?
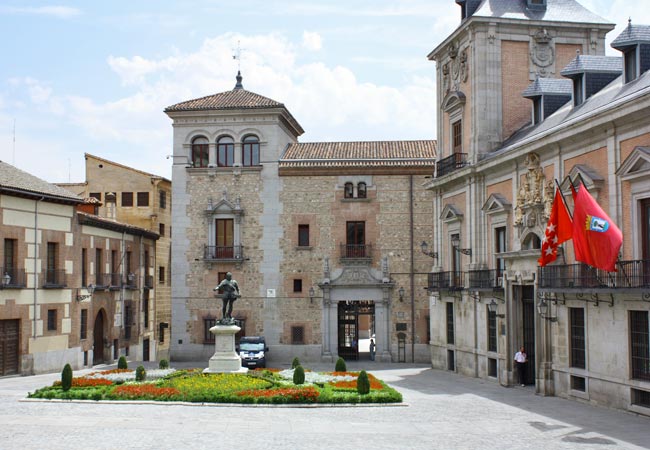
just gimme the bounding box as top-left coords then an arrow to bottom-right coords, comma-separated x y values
42,269 -> 67,288
0,267 -> 26,288
204,245 -> 244,261
340,243 -> 373,260
95,273 -> 112,290
538,260 -> 650,290
428,271 -> 465,291
468,269 -> 503,290
124,275 -> 138,290
109,273 -> 122,289
436,153 -> 468,178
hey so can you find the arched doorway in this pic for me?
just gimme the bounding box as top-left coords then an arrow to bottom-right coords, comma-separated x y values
93,310 -> 106,365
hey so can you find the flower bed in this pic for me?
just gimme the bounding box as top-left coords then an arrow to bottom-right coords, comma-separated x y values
28,367 -> 402,405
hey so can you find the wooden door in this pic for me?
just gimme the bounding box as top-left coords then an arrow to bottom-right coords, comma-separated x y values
0,320 -> 20,375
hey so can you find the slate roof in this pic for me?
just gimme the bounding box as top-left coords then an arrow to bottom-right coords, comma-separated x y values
279,140 -> 437,171
611,23 -> 650,49
560,55 -> 622,76
522,77 -> 572,97
471,0 -> 611,24
0,161 -> 83,203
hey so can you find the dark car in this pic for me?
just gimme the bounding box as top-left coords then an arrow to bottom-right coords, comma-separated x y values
238,336 -> 268,368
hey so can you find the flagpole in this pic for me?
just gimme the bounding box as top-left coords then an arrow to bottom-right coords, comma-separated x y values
554,179 -> 571,264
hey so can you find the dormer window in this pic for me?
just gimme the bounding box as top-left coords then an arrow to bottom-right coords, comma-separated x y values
532,98 -> 542,125
611,23 -> 650,84
624,48 -> 638,83
573,74 -> 584,106
527,0 -> 546,8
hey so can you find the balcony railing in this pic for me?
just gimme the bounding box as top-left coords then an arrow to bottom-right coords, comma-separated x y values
204,245 -> 244,261
42,269 -> 67,288
124,275 -> 138,290
435,152 -> 468,178
340,243 -> 373,260
468,269 -> 503,290
1,267 -> 26,288
109,273 -> 122,290
95,273 -> 112,290
427,271 -> 465,291
538,260 -> 650,291
144,275 -> 154,289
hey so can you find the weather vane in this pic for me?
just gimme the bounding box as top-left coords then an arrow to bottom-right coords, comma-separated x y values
232,40 -> 245,71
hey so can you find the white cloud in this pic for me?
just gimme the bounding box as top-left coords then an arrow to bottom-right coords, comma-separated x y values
302,31 -> 322,51
0,6 -> 81,19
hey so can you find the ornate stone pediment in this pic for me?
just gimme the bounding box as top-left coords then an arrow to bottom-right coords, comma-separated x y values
482,194 -> 512,215
560,164 -> 604,198
440,204 -> 463,223
441,91 -> 466,112
206,190 -> 243,216
616,146 -> 650,181
329,266 -> 386,287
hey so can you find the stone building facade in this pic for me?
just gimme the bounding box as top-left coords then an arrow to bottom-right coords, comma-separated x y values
58,154 -> 172,360
1,162 -> 159,375
166,76 -> 436,363
426,0 -> 650,416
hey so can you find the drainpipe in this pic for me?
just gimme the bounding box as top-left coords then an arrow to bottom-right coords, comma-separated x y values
409,175 -> 415,363
33,196 -> 44,339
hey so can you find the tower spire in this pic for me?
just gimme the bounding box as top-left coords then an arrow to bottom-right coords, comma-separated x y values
234,71 -> 243,90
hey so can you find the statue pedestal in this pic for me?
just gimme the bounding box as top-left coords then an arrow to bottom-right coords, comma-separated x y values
203,324 -> 248,374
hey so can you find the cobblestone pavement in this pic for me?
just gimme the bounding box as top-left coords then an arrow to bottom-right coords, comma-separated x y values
1,360 -> 648,450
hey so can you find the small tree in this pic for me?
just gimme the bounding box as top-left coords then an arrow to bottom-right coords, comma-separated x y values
335,357 -> 347,372
61,364 -> 73,392
159,359 -> 169,369
135,365 -> 146,382
291,357 -> 301,369
357,370 -> 370,395
293,365 -> 305,385
117,356 -> 128,370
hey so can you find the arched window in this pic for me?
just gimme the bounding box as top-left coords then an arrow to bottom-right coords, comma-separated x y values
217,136 -> 234,167
357,182 -> 367,199
191,136 -> 209,168
344,182 -> 354,199
242,135 -> 260,166
522,233 -> 542,250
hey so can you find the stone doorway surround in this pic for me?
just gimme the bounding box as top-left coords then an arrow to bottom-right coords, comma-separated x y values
318,257 -> 395,362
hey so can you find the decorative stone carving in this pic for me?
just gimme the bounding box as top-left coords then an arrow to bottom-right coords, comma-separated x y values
514,153 -> 555,234
381,257 -> 390,283
442,63 -> 450,94
530,28 -> 554,77
443,42 -> 469,93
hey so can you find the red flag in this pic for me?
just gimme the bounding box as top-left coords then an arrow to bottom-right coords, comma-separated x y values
539,188 -> 573,266
571,185 -> 622,272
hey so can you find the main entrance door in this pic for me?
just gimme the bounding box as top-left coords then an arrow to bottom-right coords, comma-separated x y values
0,319 -> 20,376
93,311 -> 105,365
337,301 -> 375,360
522,286 -> 536,385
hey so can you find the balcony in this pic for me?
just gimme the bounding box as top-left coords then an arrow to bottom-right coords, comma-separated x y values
538,260 -> 650,293
94,273 -> 112,290
42,269 -> 67,288
427,271 -> 465,291
340,243 -> 373,262
124,274 -> 138,290
468,269 -> 503,290
435,153 -> 468,178
204,245 -> 244,262
0,267 -> 26,288
109,273 -> 122,290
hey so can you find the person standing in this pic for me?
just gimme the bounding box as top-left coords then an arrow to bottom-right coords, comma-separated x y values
514,346 -> 527,386
369,338 -> 376,361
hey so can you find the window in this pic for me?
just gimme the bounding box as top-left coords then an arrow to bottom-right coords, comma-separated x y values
80,309 -> 88,339
214,219 -> 234,258
125,251 -> 132,278
89,192 -> 101,202
630,311 -> 650,381
121,192 -> 133,207
570,308 -> 586,369
143,292 -> 149,328
4,238 -> 16,283
357,182 -> 367,199
451,233 -> 461,287
46,242 -> 58,284
642,199 -> 650,260
624,48 -> 638,83
298,225 -> 310,247
217,136 -> 234,167
488,358 -> 497,378
446,302 -> 455,345
124,304 -> 132,340
571,375 -> 586,392
191,136 -> 209,168
137,192 -> 149,207
242,135 -> 260,166
291,326 -> 305,344
344,182 -> 354,199
159,223 -> 165,237
81,248 -> 87,287
159,266 -> 165,284
495,227 -> 506,277
452,120 -> 462,154
632,388 -> 650,408
573,74 -> 584,106
204,316 -> 217,343
346,221 -> 365,257
533,98 -> 542,125
95,249 -> 103,285
111,250 -> 119,286
47,309 -> 57,331
159,190 -> 167,209
487,307 -> 497,352
293,279 -> 303,293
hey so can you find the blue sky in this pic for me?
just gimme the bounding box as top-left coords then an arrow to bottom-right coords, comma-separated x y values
0,0 -> 646,182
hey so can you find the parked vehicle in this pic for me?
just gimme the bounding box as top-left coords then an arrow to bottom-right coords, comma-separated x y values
238,336 -> 268,368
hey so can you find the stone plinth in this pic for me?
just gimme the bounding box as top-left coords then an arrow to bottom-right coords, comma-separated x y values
203,324 -> 248,374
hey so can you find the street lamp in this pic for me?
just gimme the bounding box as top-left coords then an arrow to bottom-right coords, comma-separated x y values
537,298 -> 557,322
2,272 -> 11,287
309,286 -> 315,304
420,241 -> 438,260
398,286 -> 405,302
451,235 -> 472,256
76,284 -> 95,301
487,299 -> 505,318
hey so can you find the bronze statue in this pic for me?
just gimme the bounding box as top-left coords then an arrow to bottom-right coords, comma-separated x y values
213,272 -> 240,324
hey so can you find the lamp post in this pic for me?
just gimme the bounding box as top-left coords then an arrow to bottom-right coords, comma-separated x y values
76,284 -> 95,301
420,241 -> 438,260
451,235 -> 472,256
537,297 -> 557,322
309,286 -> 315,304
487,299 -> 505,318
2,272 -> 11,287
398,286 -> 405,302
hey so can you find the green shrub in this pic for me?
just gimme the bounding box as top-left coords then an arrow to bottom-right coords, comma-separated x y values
335,357 -> 346,372
159,359 -> 169,369
293,365 -> 305,385
117,356 -> 128,370
357,370 -> 370,395
291,357 -> 301,369
135,365 -> 146,382
61,364 -> 73,392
